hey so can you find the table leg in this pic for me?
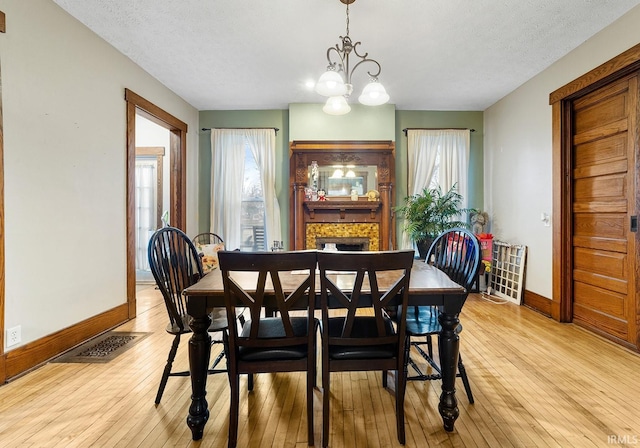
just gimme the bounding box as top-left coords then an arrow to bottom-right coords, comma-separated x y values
437,310 -> 460,432
187,312 -> 212,440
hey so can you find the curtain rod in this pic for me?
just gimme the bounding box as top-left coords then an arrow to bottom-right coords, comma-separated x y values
201,127 -> 279,135
402,127 -> 475,136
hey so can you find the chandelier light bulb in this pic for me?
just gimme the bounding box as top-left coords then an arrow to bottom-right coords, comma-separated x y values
315,70 -> 348,97
358,80 -> 390,106
323,96 -> 351,115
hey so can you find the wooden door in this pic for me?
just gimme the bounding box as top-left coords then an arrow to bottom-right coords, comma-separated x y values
570,73 -> 638,345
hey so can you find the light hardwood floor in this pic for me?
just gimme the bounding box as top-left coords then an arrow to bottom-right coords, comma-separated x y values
1,285 -> 639,447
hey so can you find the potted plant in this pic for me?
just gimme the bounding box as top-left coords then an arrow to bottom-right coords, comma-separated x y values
395,184 -> 473,258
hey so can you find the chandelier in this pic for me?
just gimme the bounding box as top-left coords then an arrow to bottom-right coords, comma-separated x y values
315,0 -> 389,115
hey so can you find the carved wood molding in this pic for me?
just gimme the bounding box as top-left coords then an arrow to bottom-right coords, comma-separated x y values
289,140 -> 395,250
304,200 -> 381,219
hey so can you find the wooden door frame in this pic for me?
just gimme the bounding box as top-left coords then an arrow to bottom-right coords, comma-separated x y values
125,89 -> 187,318
550,43 -> 640,327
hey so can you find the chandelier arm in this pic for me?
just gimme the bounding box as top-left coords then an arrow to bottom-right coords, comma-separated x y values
351,41 -> 371,62
348,57 -> 382,81
326,46 -> 346,72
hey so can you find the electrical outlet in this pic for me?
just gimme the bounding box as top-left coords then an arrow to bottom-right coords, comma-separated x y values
6,326 -> 21,347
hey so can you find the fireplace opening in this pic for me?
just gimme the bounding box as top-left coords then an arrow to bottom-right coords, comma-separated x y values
316,237 -> 370,251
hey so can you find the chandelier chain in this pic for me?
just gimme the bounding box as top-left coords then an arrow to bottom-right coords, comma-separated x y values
346,3 -> 350,36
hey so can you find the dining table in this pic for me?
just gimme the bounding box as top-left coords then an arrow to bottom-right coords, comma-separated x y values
183,259 -> 467,441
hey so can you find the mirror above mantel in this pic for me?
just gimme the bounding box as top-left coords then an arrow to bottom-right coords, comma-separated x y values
310,163 -> 377,197
289,140 -> 396,250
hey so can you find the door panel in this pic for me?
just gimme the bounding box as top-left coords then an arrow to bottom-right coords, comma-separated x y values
573,119 -> 628,146
570,74 -> 637,344
574,174 -> 626,201
574,133 -> 626,166
574,282 -> 625,317
573,247 -> 626,280
573,213 -> 627,253
574,96 -> 627,134
572,303 -> 628,339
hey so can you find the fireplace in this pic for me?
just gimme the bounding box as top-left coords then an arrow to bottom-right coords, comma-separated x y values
316,237 -> 370,251
289,141 -> 396,250
306,223 -> 379,250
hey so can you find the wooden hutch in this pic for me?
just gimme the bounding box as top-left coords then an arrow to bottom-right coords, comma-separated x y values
289,140 -> 396,251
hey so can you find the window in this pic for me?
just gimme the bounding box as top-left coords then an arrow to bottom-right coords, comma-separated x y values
210,128 -> 282,252
403,129 -> 470,250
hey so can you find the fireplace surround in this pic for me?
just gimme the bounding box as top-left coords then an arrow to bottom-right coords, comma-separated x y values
289,140 -> 395,250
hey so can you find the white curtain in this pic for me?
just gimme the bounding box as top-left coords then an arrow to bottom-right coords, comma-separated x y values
211,130 -> 246,250
436,129 -> 470,199
210,129 -> 281,251
401,129 -> 470,249
245,129 -> 282,246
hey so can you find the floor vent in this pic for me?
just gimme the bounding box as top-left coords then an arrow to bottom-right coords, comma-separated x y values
52,331 -> 150,363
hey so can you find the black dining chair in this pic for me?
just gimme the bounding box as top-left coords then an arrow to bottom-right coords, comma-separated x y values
192,232 -> 224,247
404,227 -> 481,403
218,250 -> 318,448
192,232 -> 225,273
317,250 -> 414,448
147,226 -> 235,405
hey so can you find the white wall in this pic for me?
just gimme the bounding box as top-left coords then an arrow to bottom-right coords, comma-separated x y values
484,5 -> 640,299
1,0 -> 199,350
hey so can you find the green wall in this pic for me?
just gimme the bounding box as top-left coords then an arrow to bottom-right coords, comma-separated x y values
198,110 -> 290,238
393,110 -> 484,210
289,103 -> 395,140
198,108 -> 483,249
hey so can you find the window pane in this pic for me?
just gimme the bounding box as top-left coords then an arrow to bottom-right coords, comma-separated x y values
241,146 -> 266,251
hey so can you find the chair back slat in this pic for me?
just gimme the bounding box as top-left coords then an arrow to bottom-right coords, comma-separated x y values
426,228 -> 481,292
218,250 -> 317,353
317,250 -> 414,346
148,227 -> 204,332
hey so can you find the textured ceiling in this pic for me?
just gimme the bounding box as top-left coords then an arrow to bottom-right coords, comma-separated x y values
53,0 -> 640,111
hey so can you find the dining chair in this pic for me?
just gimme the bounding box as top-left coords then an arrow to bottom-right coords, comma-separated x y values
317,250 -> 414,448
192,232 -> 225,273
147,226 -> 233,405
405,227 -> 481,403
218,250 -> 318,448
192,232 -> 224,246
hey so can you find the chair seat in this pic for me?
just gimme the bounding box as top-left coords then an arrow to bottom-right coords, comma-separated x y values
238,317 -> 317,361
404,306 -> 463,336
326,316 -> 397,360
166,307 -> 238,334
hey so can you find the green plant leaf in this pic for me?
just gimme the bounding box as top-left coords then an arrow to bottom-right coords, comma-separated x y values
394,184 -> 473,242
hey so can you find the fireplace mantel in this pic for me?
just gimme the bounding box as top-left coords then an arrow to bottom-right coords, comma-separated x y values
289,140 -> 396,250
304,200 -> 381,219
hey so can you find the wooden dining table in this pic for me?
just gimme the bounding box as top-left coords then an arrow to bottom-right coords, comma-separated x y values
183,259 -> 467,441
